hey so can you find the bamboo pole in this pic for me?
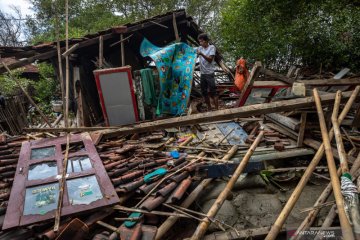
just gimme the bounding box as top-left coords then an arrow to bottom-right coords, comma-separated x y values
1,62 -> 52,127
331,91 -> 350,174
64,0 -> 69,128
313,88 -> 354,239
155,145 -> 239,240
190,130 -> 264,240
55,4 -> 65,118
265,85 -> 360,240
54,133 -> 70,232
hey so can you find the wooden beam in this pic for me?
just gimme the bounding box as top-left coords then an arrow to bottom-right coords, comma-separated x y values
261,68 -> 294,85
266,113 -> 300,131
297,78 -> 360,86
149,20 -> 168,29
0,32 -> 116,73
26,91 -> 359,137
297,112 -> 307,147
99,36 -> 103,68
61,43 -> 79,57
120,34 -> 125,66
172,12 -> 180,42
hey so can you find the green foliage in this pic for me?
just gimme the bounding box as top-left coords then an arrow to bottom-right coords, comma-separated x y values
220,0 -> 360,72
33,63 -> 58,105
26,0 -> 224,44
0,70 -> 32,96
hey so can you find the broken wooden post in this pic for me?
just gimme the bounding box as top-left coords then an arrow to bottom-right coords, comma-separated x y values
265,86 -> 360,240
1,62 -> 52,127
297,112 -> 307,147
120,34 -> 125,66
172,12 -> 180,42
313,88 -> 354,239
237,61 -> 262,106
99,35 -> 103,68
190,130 -> 264,240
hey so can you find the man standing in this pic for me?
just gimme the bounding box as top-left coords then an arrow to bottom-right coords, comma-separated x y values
197,33 -> 218,110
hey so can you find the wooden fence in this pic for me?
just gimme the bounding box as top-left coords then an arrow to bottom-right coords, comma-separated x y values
0,96 -> 28,135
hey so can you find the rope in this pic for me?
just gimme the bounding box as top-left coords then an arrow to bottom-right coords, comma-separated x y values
341,176 -> 358,201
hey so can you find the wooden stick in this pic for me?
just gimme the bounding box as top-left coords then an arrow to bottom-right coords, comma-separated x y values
300,200 -> 336,213
113,205 -> 191,218
99,35 -> 103,68
162,203 -> 205,222
265,86 -> 360,240
179,136 -> 193,147
2,62 -> 52,127
155,146 -> 238,240
172,12 -> 180,41
64,0 -> 70,128
149,20 -> 168,28
217,128 -> 235,146
165,145 -> 228,153
120,34 -> 125,66
54,133 -> 70,232
97,221 -> 120,233
190,130 -> 264,240
313,88 -> 354,239
341,127 -> 357,150
297,112 -> 307,147
109,34 -> 133,48
62,43 -> 79,57
331,91 -> 350,174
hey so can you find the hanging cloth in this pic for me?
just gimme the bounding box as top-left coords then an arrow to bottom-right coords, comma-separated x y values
140,68 -> 157,106
140,38 -> 196,115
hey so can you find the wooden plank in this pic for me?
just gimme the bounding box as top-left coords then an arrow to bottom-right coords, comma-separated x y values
26,91 -> 358,139
172,12 -> 180,42
266,113 -> 300,131
298,78 -> 360,86
297,112 -> 307,147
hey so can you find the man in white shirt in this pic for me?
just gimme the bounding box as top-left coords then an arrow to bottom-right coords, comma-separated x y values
196,33 -> 218,110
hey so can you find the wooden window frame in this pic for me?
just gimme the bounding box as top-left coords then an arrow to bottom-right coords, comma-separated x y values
3,133 -> 119,230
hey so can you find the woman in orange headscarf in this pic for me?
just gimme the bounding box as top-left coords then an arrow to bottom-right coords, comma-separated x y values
234,58 -> 249,91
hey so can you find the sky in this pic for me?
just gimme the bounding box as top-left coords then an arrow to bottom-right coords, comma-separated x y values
0,0 -> 34,16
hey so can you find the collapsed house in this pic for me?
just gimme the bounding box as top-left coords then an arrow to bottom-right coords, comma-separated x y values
0,9 -> 360,240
